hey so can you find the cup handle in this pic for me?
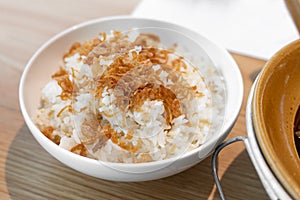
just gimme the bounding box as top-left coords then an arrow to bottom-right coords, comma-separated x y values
211,136 -> 247,200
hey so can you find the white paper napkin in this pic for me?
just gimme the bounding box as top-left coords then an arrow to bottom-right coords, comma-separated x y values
132,0 -> 299,60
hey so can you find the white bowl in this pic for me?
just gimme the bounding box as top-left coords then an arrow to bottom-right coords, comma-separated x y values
19,16 -> 243,181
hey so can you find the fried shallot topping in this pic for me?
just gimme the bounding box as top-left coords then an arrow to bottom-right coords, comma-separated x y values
41,126 -> 61,145
40,31 -> 207,160
70,144 -> 87,157
63,35 -> 103,59
129,83 -> 181,125
51,67 -> 74,100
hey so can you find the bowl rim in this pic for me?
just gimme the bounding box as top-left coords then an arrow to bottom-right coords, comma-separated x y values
19,15 -> 244,168
246,79 -> 292,199
252,39 -> 300,199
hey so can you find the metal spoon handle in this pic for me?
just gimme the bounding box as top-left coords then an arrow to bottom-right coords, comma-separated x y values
211,136 -> 247,200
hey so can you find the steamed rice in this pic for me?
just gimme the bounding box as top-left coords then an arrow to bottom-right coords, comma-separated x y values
35,30 -> 224,163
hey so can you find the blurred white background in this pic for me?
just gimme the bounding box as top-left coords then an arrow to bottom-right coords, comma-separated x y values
133,0 -> 299,60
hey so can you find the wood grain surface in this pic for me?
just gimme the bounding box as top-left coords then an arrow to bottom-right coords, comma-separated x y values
0,0 -> 269,199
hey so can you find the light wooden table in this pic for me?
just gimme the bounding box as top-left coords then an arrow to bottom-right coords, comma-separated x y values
0,0 -> 269,199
